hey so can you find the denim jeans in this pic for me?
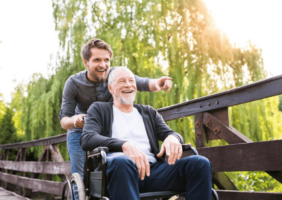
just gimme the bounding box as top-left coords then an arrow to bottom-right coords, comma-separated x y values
106,155 -> 212,200
67,131 -> 85,200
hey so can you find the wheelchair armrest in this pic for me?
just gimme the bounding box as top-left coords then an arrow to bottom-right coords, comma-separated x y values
87,147 -> 109,157
182,144 -> 198,155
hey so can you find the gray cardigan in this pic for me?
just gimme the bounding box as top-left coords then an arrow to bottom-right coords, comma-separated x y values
80,102 -> 183,161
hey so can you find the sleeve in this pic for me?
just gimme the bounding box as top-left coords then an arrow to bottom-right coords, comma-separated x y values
134,74 -> 151,92
153,108 -> 184,144
58,77 -> 78,121
80,103 -> 127,152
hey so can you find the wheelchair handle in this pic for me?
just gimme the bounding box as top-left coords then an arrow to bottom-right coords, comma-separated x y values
182,144 -> 198,155
88,147 -> 109,157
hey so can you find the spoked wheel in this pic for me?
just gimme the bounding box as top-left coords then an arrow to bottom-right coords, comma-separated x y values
62,179 -> 73,200
212,188 -> 219,200
62,173 -> 86,200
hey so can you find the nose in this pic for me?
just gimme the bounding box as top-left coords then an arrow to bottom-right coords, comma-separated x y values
124,79 -> 131,86
99,61 -> 106,68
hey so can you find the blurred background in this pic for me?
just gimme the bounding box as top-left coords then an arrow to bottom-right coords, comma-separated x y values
0,0 -> 281,192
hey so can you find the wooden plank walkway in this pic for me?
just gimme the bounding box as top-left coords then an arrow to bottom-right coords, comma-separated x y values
0,187 -> 30,200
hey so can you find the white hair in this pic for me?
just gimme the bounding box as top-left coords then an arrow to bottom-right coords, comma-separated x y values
108,67 -> 134,86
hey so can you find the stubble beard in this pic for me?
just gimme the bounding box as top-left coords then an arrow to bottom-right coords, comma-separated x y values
87,66 -> 109,83
92,75 -> 107,83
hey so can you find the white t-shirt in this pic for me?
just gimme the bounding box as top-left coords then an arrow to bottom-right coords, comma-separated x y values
107,105 -> 157,163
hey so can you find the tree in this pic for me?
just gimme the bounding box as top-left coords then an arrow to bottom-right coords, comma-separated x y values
10,84 -> 26,139
0,107 -> 17,144
51,0 -> 282,142
279,95 -> 282,112
0,107 -> 18,160
0,93 -> 5,126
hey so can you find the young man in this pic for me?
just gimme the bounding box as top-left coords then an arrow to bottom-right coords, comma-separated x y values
59,39 -> 172,192
80,67 -> 212,200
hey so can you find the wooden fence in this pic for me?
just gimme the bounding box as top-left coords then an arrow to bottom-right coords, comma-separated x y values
0,74 -> 282,199
0,134 -> 70,198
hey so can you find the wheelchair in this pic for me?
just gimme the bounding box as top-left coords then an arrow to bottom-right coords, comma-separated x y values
62,144 -> 219,200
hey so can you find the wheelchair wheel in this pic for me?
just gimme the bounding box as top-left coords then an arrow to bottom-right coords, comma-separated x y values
69,173 -> 86,200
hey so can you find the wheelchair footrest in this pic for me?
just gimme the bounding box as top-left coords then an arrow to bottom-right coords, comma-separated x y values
140,191 -> 181,199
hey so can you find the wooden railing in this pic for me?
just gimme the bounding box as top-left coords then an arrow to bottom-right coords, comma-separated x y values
0,74 -> 282,199
0,134 -> 70,198
158,74 -> 282,199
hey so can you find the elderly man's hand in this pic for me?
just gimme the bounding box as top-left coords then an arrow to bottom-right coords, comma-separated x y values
122,142 -> 150,180
157,135 -> 182,165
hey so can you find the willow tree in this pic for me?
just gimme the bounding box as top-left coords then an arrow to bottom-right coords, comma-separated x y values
0,93 -> 5,124
51,0 -> 282,142
0,107 -> 18,160
14,0 -> 282,153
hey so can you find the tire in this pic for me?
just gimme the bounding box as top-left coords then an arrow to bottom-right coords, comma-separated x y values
69,173 -> 86,200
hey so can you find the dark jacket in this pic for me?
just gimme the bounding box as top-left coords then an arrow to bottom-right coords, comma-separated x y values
80,102 -> 183,161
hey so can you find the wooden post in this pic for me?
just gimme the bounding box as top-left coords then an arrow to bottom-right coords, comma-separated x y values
195,108 -> 238,191
45,146 -> 53,200
18,148 -> 26,195
194,113 -> 208,148
23,146 -> 48,197
0,150 -> 8,189
49,144 -> 67,182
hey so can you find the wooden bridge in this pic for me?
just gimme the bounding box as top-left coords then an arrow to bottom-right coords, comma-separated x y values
0,75 -> 282,199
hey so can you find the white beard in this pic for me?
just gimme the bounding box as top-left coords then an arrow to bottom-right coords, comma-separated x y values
119,93 -> 136,105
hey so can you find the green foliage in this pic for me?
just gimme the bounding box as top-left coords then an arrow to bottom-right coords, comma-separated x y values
279,95 -> 282,112
0,107 -> 17,144
226,171 -> 282,192
10,84 -> 26,139
229,96 -> 282,142
0,93 -> 6,126
51,0 -> 282,143
0,107 -> 18,160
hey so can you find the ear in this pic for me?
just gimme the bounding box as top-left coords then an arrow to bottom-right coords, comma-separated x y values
82,59 -> 88,68
108,84 -> 113,94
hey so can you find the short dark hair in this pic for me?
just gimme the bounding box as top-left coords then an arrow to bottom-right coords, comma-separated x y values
81,38 -> 113,61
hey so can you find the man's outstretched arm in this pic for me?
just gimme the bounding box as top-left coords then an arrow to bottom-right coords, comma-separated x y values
134,74 -> 172,93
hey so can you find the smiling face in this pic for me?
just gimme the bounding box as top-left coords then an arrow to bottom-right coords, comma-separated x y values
108,68 -> 136,106
83,48 -> 110,83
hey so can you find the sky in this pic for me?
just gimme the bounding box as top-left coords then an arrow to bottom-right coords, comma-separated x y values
203,0 -> 282,76
0,0 -> 60,103
0,0 -> 282,103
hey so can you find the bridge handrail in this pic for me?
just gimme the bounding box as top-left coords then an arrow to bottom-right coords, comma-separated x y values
158,74 -> 282,121
1,75 -> 281,150
0,133 -> 67,150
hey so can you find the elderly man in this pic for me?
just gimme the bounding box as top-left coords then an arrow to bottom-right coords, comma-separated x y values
80,67 -> 212,200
